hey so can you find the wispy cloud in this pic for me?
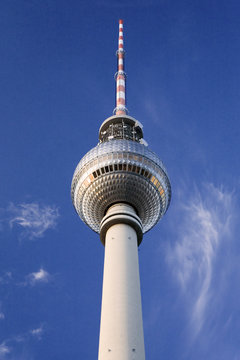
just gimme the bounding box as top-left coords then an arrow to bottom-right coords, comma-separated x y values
8,202 -> 59,239
24,268 -> 51,286
0,302 -> 5,321
0,324 -> 44,359
30,325 -> 44,340
144,97 -> 172,127
0,342 -> 10,356
0,272 -> 12,285
0,268 -> 52,287
166,183 -> 234,336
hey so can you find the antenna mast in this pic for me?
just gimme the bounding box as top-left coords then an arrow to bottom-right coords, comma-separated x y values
114,19 -> 128,115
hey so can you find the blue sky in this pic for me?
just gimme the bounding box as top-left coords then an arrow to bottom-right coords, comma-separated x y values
1,0 -> 240,359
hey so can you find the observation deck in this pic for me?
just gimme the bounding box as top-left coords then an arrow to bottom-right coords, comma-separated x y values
71,114 -> 171,237
99,115 -> 143,143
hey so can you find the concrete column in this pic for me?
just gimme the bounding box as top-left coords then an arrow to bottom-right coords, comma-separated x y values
98,204 -> 145,360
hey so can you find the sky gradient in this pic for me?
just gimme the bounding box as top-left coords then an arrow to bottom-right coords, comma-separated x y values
1,0 -> 240,359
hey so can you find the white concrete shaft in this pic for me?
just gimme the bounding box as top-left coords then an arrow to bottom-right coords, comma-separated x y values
98,222 -> 145,359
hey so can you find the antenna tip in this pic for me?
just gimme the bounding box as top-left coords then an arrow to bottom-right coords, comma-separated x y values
119,19 -> 123,24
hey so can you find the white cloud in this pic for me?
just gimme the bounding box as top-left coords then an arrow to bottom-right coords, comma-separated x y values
0,302 -> 5,321
30,325 -> 44,340
144,97 -> 172,127
26,268 -> 51,286
0,272 -> 12,285
8,202 -> 59,239
166,183 -> 234,336
0,342 -> 10,356
0,324 -> 44,359
1,268 -> 52,287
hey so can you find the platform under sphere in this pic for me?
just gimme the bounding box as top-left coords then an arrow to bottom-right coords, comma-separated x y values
71,139 -> 171,234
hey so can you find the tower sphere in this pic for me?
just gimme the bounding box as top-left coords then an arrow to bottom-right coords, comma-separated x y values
71,114 -> 171,239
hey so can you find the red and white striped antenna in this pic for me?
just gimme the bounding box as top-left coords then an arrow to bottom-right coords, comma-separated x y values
114,19 -> 128,115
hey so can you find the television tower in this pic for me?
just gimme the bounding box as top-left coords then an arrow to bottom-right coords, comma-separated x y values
71,20 -> 171,360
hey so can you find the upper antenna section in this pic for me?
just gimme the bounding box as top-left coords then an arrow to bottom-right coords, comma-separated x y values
113,19 -> 128,115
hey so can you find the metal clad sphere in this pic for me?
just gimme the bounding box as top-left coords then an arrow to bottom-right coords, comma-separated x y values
71,139 -> 171,234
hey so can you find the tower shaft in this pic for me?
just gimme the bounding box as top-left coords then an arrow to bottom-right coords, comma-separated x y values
98,204 -> 145,360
